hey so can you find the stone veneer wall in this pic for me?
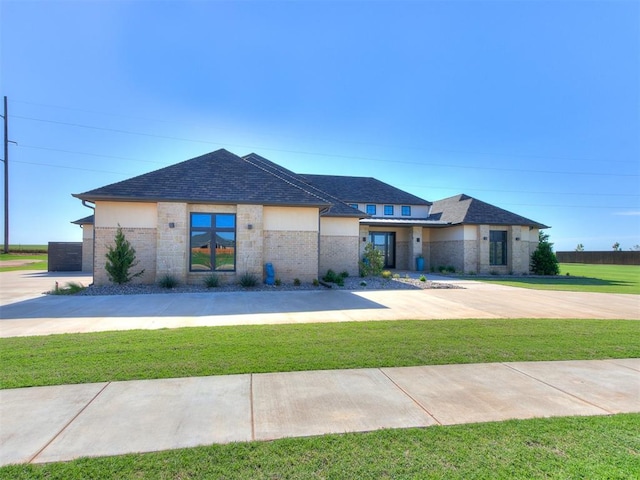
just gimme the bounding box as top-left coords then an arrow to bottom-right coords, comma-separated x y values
93,227 -> 157,285
263,230 -> 318,282
156,202 -> 188,282
319,235 -> 360,276
235,204 -> 264,279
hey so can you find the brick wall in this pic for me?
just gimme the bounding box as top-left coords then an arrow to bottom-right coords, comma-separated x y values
430,240 -> 465,272
264,230 -> 318,282
319,235 -> 359,276
94,227 -> 157,285
81,225 -> 93,273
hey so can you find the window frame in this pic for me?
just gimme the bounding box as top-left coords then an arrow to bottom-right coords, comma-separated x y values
366,204 -> 377,215
384,205 -> 394,216
189,212 -> 237,272
489,230 -> 507,266
401,206 -> 411,216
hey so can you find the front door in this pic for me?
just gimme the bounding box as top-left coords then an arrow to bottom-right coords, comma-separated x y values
369,232 -> 396,268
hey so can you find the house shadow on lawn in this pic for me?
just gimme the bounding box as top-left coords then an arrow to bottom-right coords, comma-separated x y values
479,275 -> 638,294
0,290 -> 389,321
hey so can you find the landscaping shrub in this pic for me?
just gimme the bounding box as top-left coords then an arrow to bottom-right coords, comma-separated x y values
49,282 -> 85,295
359,242 -> 384,276
340,271 -> 349,278
419,275 -> 427,282
204,274 -> 220,288
293,278 -> 301,286
239,273 -> 258,287
105,226 -> 145,284
323,269 -> 344,286
158,275 -> 179,289
381,270 -> 392,279
531,231 -> 560,275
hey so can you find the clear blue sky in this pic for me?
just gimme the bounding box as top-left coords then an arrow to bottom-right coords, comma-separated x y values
1,0 -> 638,251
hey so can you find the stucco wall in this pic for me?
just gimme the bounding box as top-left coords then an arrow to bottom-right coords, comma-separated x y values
95,202 -> 157,228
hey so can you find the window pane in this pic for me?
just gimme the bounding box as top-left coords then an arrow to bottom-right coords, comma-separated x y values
191,213 -> 211,228
384,205 -> 393,215
215,214 -> 235,229
366,205 -> 376,215
401,206 -> 411,216
190,231 -> 212,270
214,232 -> 235,271
489,231 -> 507,265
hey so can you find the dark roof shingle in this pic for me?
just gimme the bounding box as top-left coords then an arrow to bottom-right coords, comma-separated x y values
300,174 -> 432,206
74,149 -> 333,207
428,194 -> 548,228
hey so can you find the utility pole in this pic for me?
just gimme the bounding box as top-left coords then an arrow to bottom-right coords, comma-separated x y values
1,96 -> 9,254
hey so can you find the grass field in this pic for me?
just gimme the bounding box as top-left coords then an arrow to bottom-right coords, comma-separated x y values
0,253 -> 48,272
1,318 -> 638,389
1,413 -> 638,479
476,263 -> 640,294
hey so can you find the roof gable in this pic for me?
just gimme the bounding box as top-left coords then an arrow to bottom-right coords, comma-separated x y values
74,149 -> 332,207
428,194 -> 548,228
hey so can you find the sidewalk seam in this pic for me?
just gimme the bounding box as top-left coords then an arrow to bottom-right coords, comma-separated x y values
250,374 -> 255,441
29,382 -> 112,464
378,368 -> 442,426
501,363 -> 614,414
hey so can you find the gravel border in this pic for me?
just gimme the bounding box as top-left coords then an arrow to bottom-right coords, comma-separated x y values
76,275 -> 462,296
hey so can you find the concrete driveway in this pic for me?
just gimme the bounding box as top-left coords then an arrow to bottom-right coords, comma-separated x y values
0,270 -> 638,338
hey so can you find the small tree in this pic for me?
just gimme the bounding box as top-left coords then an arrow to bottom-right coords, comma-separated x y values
530,231 -> 559,275
105,226 -> 145,284
612,242 -> 621,251
359,242 -> 384,276
575,243 -> 584,252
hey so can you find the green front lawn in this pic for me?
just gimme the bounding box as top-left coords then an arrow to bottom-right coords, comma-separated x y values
476,263 -> 640,294
2,318 -> 638,389
2,414 -> 638,479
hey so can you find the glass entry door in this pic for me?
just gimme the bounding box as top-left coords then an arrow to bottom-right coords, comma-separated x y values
369,232 -> 396,268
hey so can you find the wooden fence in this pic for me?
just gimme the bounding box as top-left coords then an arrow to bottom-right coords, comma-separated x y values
556,251 -> 640,265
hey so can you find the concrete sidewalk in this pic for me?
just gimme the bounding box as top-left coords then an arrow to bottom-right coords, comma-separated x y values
1,359 -> 638,466
1,271 -> 638,338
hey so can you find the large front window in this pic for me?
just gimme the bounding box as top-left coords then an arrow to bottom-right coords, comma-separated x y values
190,213 -> 236,271
489,230 -> 507,266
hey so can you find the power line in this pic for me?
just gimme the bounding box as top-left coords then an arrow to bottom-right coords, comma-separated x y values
13,114 -> 639,178
13,98 -> 636,166
397,183 -> 640,198
13,160 -> 132,176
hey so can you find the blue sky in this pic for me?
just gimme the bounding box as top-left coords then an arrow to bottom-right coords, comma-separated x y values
1,0 -> 638,251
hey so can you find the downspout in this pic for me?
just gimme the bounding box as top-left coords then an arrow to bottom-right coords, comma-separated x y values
82,200 -> 95,286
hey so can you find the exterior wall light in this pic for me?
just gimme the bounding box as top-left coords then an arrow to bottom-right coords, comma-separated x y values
515,237 -> 520,241
483,236 -> 488,241
362,237 -> 367,242
168,222 -> 175,229
416,238 -> 420,243
247,224 -> 253,230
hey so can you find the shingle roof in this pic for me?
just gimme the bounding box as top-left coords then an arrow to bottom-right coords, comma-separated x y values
74,149 -> 334,208
300,174 -> 432,206
71,214 -> 94,225
428,194 -> 549,228
242,154 -> 363,217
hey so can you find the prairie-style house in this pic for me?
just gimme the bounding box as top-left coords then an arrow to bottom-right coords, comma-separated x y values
73,149 -> 547,285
